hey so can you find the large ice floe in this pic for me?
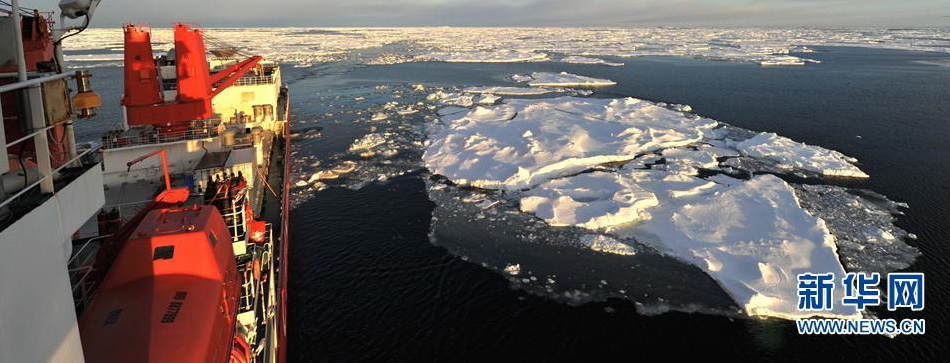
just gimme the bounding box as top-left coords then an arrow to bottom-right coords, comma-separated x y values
424,95 -> 915,320
611,170 -> 859,319
424,97 -> 717,190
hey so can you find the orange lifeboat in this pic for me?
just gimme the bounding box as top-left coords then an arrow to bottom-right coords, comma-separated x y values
78,205 -> 241,363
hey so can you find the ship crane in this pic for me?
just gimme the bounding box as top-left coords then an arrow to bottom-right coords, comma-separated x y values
122,23 -> 263,131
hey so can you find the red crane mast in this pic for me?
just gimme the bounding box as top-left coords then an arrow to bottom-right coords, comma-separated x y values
122,23 -> 262,131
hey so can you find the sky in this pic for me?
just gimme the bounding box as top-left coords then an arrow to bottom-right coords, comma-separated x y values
22,0 -> 950,28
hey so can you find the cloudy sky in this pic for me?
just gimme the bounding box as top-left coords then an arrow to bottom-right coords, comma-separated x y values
31,0 -> 950,27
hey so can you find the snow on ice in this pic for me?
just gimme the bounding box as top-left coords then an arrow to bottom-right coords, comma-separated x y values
521,171 -> 659,229
611,170 -> 860,319
463,86 -> 561,96
735,132 -> 869,178
527,72 -> 617,88
423,97 -> 718,190
424,95 -> 910,319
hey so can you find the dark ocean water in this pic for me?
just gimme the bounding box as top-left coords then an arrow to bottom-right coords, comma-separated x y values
75,45 -> 950,361
284,47 -> 949,362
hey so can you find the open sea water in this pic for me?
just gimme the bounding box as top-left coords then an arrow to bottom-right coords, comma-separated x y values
76,45 -> 950,361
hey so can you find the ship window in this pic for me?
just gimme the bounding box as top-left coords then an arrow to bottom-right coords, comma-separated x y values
153,245 -> 175,260
209,231 -> 218,247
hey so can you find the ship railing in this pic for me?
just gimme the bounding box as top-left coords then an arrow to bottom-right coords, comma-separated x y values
0,144 -> 99,217
223,199 -> 248,242
1,72 -> 94,213
68,234 -> 113,311
100,125 -> 223,150
261,223 -> 273,272
238,223 -> 274,314
234,75 -> 276,86
240,265 -> 256,313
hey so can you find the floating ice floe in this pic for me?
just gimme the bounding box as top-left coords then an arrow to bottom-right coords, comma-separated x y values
521,166 -> 862,318
424,97 -> 718,190
735,132 -> 869,178
511,74 -> 533,83
476,94 -> 501,105
427,91 -> 475,108
397,107 -> 419,116
463,86 -> 560,96
348,133 -> 387,152
419,50 -> 549,63
758,55 -> 819,66
607,170 -> 860,319
561,56 -> 624,67
527,72 -> 617,88
424,95 -> 908,319
578,235 -> 637,255
309,161 -> 359,181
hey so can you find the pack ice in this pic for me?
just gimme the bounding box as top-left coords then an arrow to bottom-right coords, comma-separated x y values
424,96 -> 886,319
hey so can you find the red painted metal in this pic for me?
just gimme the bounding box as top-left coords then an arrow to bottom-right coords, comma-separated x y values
210,55 -> 263,96
1,11 -> 55,161
122,23 -> 262,131
121,25 -> 162,108
278,116 -> 291,363
0,10 -> 54,73
125,148 -> 172,191
230,333 -> 251,363
78,206 -> 240,363
173,23 -> 212,112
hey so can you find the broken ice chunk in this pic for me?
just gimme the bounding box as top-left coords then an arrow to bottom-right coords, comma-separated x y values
579,235 -> 636,255
561,56 -> 624,67
520,171 -> 659,229
735,132 -> 869,178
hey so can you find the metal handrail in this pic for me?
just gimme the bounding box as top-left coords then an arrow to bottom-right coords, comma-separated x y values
101,127 -> 221,149
68,234 -> 113,266
224,202 -> 247,242
5,123 -> 58,148
234,75 -> 276,86
0,72 -> 73,93
69,266 -> 94,293
261,224 -> 273,271
0,146 -> 98,210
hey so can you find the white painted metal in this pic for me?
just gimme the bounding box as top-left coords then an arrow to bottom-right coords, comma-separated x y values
0,165 -> 104,363
0,100 -> 7,175
0,147 -> 96,209
26,86 -> 56,193
12,0 -> 26,82
0,72 -> 74,93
